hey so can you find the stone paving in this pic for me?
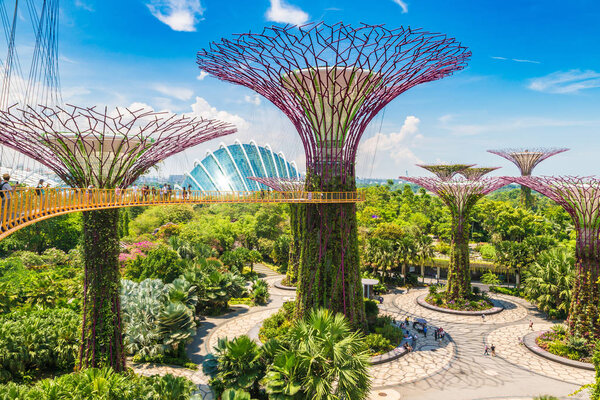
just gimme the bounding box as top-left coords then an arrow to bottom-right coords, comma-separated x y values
131,267 -> 595,400
487,323 -> 595,385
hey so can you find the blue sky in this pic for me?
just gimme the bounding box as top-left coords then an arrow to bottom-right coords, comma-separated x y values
42,1 -> 600,177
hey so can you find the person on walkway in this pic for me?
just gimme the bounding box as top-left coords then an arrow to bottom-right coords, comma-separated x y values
481,314 -> 486,322
0,174 -> 15,230
491,344 -> 496,357
434,329 -> 439,341
405,316 -> 410,325
423,325 -> 427,337
529,320 -> 534,330
484,345 -> 490,356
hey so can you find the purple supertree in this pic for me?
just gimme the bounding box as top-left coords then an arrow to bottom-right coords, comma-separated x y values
487,148 -> 569,208
417,164 -> 474,181
457,167 -> 501,181
401,175 -> 511,300
515,176 -> 600,340
249,176 -> 305,286
198,22 -> 470,326
0,104 -> 236,371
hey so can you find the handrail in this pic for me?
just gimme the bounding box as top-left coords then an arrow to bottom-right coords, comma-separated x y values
0,187 -> 365,240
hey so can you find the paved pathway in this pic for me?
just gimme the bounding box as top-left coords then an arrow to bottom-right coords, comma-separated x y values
131,267 -> 594,400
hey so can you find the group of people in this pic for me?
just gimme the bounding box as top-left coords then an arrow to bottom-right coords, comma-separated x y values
398,316 -> 447,354
0,175 -> 51,231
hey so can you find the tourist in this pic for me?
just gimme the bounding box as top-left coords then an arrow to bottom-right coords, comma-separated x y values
182,186 -> 187,200
423,325 -> 427,337
151,186 -> 157,200
484,345 -> 490,356
481,314 -> 486,322
0,174 -> 15,230
491,344 -> 496,357
405,316 -> 410,325
529,320 -> 534,330
434,328 -> 439,341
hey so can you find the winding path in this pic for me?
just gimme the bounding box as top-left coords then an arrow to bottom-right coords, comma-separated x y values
132,266 -> 594,400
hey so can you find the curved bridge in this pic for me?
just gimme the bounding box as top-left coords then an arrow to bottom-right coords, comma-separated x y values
0,187 -> 364,240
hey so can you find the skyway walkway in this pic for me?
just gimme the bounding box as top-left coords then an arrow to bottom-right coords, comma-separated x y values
0,187 -> 364,240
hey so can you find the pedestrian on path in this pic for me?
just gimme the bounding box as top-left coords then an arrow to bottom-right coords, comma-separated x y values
434,329 -> 439,341
484,345 -> 490,356
481,314 -> 486,322
423,325 -> 427,337
529,320 -> 534,330
491,344 -> 496,357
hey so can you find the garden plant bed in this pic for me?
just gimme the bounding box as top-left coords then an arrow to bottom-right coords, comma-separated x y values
418,294 -> 503,316
256,301 -> 409,364
528,327 -> 594,369
274,279 -> 297,291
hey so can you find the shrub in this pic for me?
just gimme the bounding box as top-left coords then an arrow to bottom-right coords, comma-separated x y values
428,285 -> 438,295
125,245 -> 187,283
479,244 -> 496,260
551,324 -> 567,335
364,333 -> 393,355
251,279 -> 270,305
0,368 -> 199,400
259,302 -> 295,342
0,308 -> 80,383
364,298 -> 379,323
481,271 -> 501,285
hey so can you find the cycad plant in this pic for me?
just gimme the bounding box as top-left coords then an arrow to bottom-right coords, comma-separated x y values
157,302 -> 196,353
523,248 -> 575,318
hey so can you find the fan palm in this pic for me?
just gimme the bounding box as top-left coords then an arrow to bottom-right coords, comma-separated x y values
287,308 -> 371,400
523,248 -> 575,318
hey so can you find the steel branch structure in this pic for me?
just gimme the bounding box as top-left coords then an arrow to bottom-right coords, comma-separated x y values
457,167 -> 501,181
249,176 -> 306,285
515,176 -> 600,339
487,148 -> 569,208
401,176 -> 511,300
197,22 -> 470,327
418,164 -> 474,181
0,103 -> 236,372
0,104 -> 236,188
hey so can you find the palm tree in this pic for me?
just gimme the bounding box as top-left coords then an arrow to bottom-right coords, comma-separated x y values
286,309 -> 371,400
415,233 -> 434,284
523,248 -> 575,318
262,350 -> 304,399
396,234 -> 417,286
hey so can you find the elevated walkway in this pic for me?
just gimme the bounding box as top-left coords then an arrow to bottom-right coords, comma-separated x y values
0,187 -> 364,239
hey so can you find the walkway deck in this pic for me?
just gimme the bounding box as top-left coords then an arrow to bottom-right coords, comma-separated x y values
0,187 -> 364,239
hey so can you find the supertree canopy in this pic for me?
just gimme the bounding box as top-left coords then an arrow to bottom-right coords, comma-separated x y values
198,22 -> 470,326
457,167 -> 500,181
487,148 -> 568,208
401,175 -> 511,300
249,176 -> 305,286
515,176 -> 600,340
0,104 -> 236,371
417,164 -> 474,181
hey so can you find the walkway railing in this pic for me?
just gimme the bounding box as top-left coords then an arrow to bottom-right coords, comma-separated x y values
0,187 -> 365,239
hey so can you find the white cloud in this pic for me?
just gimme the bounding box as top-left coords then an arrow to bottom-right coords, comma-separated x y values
357,116 -> 422,178
244,94 -> 261,106
152,84 -> 194,101
74,0 -> 94,12
146,0 -> 204,32
189,96 -> 248,130
528,69 -> 600,94
391,0 -> 408,13
197,71 -> 209,81
491,56 -> 540,64
265,0 -> 309,25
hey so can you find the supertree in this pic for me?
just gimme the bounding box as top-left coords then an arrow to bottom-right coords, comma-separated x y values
457,167 -> 500,181
416,164 -> 474,181
515,176 -> 600,339
197,22 -> 470,326
249,176 -> 305,286
487,148 -> 568,208
400,174 -> 511,300
0,104 -> 236,370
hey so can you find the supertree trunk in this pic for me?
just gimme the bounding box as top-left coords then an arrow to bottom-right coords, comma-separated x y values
296,173 -> 366,329
521,182 -> 534,209
286,203 -> 302,286
79,208 -> 125,371
569,227 -> 600,340
447,213 -> 471,300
